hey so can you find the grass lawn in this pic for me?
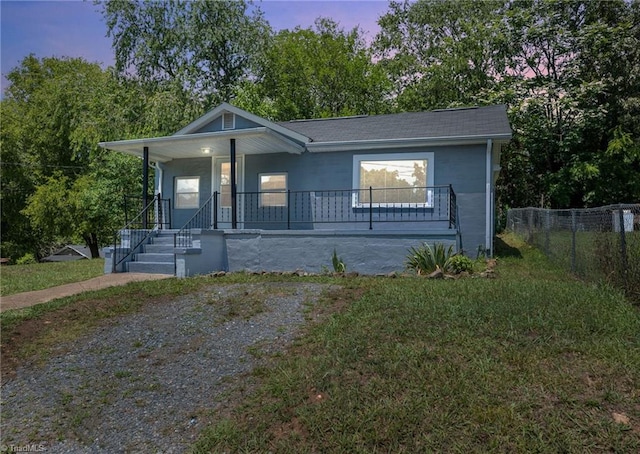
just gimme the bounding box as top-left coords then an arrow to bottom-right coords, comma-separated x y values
193,234 -> 640,453
0,258 -> 105,296
1,234 -> 638,452
526,229 -> 640,300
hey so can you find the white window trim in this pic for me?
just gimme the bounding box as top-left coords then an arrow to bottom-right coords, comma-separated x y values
352,152 -> 435,208
175,176 -> 200,209
259,172 -> 288,207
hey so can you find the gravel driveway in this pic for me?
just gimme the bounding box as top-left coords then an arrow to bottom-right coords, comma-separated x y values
1,282 -> 332,453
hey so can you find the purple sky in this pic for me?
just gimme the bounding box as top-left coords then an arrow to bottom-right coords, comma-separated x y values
0,0 -> 392,95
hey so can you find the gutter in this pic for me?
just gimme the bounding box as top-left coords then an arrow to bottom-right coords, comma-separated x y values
306,133 -> 512,153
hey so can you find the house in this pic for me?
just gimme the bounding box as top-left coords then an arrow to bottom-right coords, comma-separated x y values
42,245 -> 93,262
99,103 -> 511,276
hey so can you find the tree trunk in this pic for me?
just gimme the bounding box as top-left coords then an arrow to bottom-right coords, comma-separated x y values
83,233 -> 101,259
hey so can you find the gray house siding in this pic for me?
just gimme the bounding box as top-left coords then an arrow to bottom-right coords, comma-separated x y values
240,144 -> 486,252
433,145 -> 487,254
160,157 -> 212,228
155,143 -> 487,254
193,115 -> 262,133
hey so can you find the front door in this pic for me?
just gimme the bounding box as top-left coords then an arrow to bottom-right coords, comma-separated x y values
213,156 -> 244,228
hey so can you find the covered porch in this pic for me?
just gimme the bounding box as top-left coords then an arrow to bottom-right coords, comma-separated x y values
103,184 -> 460,276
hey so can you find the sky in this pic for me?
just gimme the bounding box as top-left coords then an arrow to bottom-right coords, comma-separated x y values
0,0 -> 392,95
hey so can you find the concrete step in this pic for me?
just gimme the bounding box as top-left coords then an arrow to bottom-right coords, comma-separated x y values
144,244 -> 174,253
135,252 -> 174,263
128,261 -> 174,274
151,235 -> 175,244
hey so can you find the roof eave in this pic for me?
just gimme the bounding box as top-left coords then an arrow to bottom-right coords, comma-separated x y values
98,127 -> 305,162
174,102 -> 311,145
305,133 -> 512,153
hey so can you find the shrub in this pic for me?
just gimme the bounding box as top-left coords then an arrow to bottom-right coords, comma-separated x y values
406,243 -> 455,275
16,253 -> 38,265
448,254 -> 474,274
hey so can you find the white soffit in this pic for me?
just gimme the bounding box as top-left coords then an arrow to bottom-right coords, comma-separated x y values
99,128 -> 304,162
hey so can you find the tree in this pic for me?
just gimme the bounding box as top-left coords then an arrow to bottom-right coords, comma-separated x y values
100,0 -> 270,110
494,0 -> 640,208
1,55 -> 143,259
375,0 -> 640,209
1,56 -> 108,259
375,0 -> 505,111
259,18 -> 392,120
20,153 -> 142,259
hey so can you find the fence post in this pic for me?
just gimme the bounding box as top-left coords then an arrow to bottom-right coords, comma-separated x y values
369,186 -> 373,230
571,209 -> 576,273
544,209 -> 550,255
618,205 -> 628,283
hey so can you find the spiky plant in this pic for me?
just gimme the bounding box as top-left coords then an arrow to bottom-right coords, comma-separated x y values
332,249 -> 346,273
406,243 -> 455,275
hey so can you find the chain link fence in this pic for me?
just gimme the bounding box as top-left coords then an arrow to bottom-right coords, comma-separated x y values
507,204 -> 640,301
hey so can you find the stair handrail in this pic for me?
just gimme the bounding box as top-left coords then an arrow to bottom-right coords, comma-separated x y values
174,192 -> 217,249
112,194 -> 160,272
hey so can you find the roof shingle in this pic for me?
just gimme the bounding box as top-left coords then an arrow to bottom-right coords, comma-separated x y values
276,105 -> 511,143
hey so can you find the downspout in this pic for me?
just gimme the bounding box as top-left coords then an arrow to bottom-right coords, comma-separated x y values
485,139 -> 493,256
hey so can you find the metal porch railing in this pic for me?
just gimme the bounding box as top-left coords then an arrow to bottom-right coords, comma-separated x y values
174,192 -> 217,249
175,185 -> 457,248
112,194 -> 171,272
123,194 -> 172,229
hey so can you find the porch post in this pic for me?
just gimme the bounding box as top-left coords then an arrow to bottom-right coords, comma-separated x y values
142,146 -> 149,229
230,138 -> 237,229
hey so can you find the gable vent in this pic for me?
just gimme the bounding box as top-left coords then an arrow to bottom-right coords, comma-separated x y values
222,112 -> 235,130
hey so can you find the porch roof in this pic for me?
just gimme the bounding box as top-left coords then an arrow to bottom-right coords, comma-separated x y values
98,127 -> 305,163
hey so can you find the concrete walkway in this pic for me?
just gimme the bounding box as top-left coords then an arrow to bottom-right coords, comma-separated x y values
0,273 -> 173,312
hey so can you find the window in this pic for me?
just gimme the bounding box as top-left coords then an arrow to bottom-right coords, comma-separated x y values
175,176 -> 200,209
259,173 -> 287,207
352,152 -> 434,207
222,112 -> 235,130
220,162 -> 232,208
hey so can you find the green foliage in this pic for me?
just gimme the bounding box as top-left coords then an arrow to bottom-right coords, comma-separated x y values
376,0 -> 640,208
100,0 -> 270,109
21,153 -> 142,258
406,243 -> 455,275
375,0 -> 503,111
16,253 -> 37,265
331,249 -> 346,273
1,56 -> 113,259
261,18 -> 392,120
4,0 -> 639,264
447,254 -> 474,274
1,55 -> 144,259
